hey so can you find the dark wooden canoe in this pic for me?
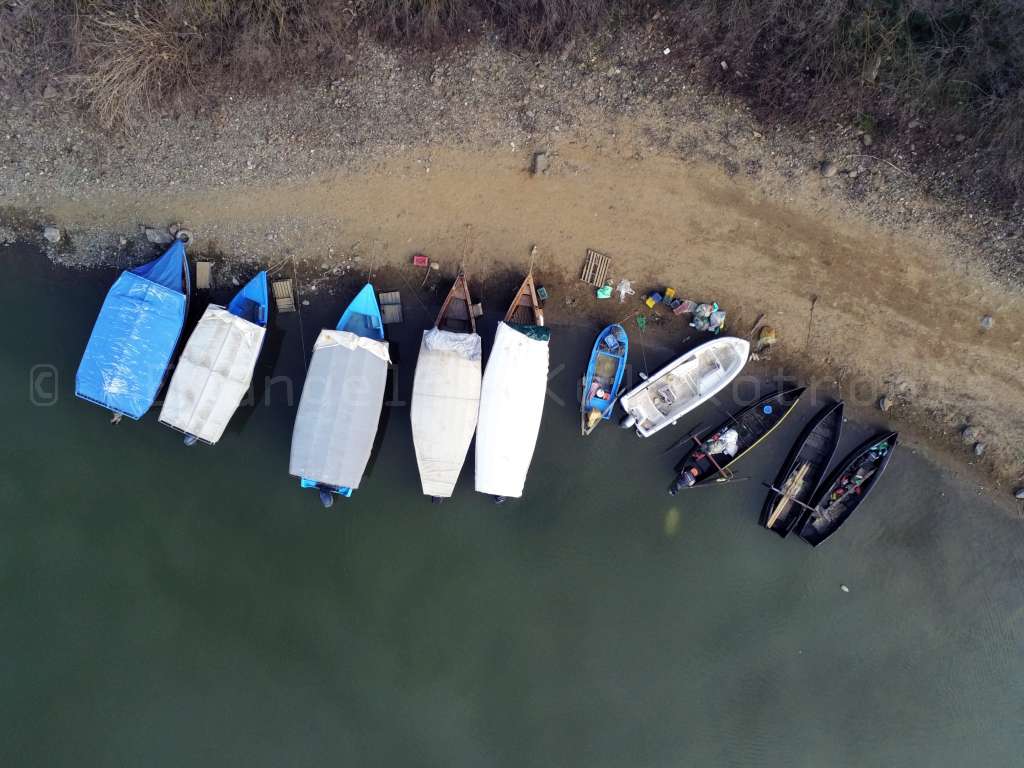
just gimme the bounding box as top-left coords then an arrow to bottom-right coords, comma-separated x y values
760,400 -> 844,538
796,431 -> 898,546
505,273 -> 544,326
436,271 -> 476,334
669,386 -> 806,493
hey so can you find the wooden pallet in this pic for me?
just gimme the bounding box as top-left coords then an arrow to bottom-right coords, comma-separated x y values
378,290 -> 403,324
580,249 -> 612,287
272,278 -> 296,313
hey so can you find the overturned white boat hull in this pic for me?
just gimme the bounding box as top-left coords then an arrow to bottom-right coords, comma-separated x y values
159,305 -> 265,444
289,330 -> 390,490
475,322 -> 549,498
411,328 -> 482,498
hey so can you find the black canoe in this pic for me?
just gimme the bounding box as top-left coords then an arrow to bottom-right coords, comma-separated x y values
760,401 -> 845,538
669,386 -> 805,493
796,431 -> 898,546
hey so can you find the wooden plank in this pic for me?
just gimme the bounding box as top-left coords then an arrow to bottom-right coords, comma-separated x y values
580,249 -> 611,287
380,304 -> 403,325
272,279 -> 296,313
195,262 -> 212,290
378,291 -> 401,306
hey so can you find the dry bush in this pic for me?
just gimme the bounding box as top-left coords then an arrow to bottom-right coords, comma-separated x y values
359,0 -> 473,44
665,0 -> 1024,203
70,2 -> 206,129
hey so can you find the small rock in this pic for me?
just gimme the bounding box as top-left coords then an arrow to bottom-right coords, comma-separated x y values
720,60 -> 729,71
955,133 -> 966,143
861,134 -> 874,147
840,584 -> 850,593
231,277 -> 240,286
43,84 -> 59,100
302,299 -> 311,306
961,426 -> 979,444
1014,488 -> 1024,500
430,262 -> 440,271
878,395 -> 893,412
908,119 -> 921,129
531,151 -> 549,175
979,315 -> 994,330
42,225 -> 61,243
973,442 -> 986,457
820,160 -> 837,178
118,236 -> 128,247
145,227 -> 173,245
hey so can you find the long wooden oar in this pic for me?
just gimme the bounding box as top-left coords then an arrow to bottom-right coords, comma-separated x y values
761,482 -> 818,515
659,423 -> 707,455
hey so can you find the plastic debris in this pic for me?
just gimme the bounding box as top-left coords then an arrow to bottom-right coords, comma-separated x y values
756,325 -> 777,352
617,279 -> 635,303
412,254 -> 429,267
690,302 -> 725,333
537,286 -> 549,301
841,584 -> 850,593
596,285 -> 613,299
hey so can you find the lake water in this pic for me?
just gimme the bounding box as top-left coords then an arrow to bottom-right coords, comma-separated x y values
2,244 -> 1022,767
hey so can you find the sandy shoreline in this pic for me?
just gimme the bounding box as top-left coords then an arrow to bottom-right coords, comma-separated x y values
1,142 -> 1021,513
1,38 -> 1022,508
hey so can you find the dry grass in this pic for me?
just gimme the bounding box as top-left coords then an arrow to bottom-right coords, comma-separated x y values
69,3 -> 203,129
2,0 -> 1022,204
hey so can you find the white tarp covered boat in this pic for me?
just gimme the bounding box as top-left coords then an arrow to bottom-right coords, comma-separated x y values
159,271 -> 268,445
475,274 -> 549,501
619,336 -> 749,437
410,273 -> 482,499
289,284 -> 389,504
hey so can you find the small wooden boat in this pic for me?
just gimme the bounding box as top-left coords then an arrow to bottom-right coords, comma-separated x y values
505,272 -> 544,326
581,324 -> 629,435
290,283 -> 389,507
410,272 -> 482,501
76,238 -> 191,420
796,431 -> 898,546
760,401 -> 844,537
619,337 -> 749,438
475,273 -> 550,501
669,386 -> 805,493
159,271 -> 270,446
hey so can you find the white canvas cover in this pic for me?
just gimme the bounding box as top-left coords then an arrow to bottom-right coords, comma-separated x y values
410,328 -> 482,497
289,330 -> 390,490
158,305 -> 265,444
475,322 -> 549,498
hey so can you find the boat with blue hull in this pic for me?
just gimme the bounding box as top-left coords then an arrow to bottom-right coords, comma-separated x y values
581,323 -> 629,435
159,271 -> 270,446
76,239 -> 191,420
289,283 -> 390,507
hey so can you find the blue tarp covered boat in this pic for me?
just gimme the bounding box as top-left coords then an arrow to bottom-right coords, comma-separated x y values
290,284 -> 390,507
158,271 -> 269,445
76,239 -> 191,420
581,323 -> 629,435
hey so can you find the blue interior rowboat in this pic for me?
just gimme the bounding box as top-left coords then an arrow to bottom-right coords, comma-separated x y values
335,283 -> 385,340
76,239 -> 191,420
227,270 -> 270,327
292,283 -> 388,507
581,323 -> 629,435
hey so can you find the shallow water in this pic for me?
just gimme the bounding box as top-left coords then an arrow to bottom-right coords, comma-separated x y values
2,245 -> 1022,767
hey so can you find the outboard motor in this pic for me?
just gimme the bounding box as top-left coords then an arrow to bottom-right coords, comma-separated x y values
319,489 -> 334,509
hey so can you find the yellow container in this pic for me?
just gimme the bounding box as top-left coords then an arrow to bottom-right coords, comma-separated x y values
664,287 -> 676,301
644,296 -> 657,309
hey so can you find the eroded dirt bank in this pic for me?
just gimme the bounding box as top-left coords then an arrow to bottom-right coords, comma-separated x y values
5,139 -> 1022,501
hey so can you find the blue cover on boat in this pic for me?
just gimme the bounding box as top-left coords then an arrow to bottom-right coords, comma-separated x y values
336,283 -> 384,339
75,241 -> 190,419
227,270 -> 269,326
